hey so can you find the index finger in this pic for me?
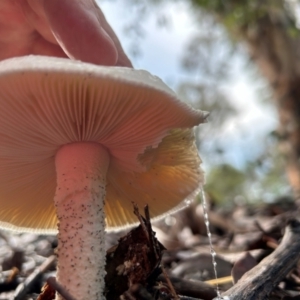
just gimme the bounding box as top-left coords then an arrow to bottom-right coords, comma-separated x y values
43,0 -> 119,66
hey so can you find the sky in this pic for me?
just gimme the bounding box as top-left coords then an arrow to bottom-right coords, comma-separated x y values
99,0 -> 278,170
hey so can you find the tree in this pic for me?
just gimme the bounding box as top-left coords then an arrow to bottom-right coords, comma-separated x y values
102,0 -> 294,202
190,0 -> 300,198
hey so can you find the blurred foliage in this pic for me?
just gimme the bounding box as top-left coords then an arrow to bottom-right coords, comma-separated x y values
206,135 -> 290,206
101,0 -> 293,204
205,163 -> 247,205
174,11 -> 240,154
185,0 -> 295,203
191,0 -> 299,38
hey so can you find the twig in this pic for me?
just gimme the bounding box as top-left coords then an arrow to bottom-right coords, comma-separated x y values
161,267 -> 180,300
178,296 -> 204,300
158,275 -> 217,300
132,204 -> 179,299
13,255 -> 56,300
6,267 -> 19,284
122,284 -> 153,300
205,276 -> 233,286
133,203 -> 149,241
220,218 -> 300,300
47,277 -> 78,300
144,205 -> 158,259
143,205 -> 178,299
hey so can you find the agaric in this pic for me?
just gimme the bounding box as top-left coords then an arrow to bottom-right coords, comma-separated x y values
0,55 -> 206,300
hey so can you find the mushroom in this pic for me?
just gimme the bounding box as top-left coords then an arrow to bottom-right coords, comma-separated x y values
0,55 -> 206,300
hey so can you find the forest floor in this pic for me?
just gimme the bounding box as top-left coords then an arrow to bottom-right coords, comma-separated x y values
0,197 -> 299,300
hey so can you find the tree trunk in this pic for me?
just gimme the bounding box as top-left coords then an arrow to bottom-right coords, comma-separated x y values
193,1 -> 300,198
239,12 -> 300,198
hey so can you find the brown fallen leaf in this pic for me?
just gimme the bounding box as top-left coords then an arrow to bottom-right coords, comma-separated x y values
231,252 -> 257,284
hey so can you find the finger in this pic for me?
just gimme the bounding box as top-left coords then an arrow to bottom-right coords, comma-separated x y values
42,0 -> 118,66
92,2 -> 132,67
21,0 -> 57,44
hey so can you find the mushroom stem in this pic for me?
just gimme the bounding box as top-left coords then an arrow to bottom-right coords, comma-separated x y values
54,142 -> 110,300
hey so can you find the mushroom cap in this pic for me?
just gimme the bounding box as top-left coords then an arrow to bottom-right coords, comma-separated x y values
0,55 -> 206,233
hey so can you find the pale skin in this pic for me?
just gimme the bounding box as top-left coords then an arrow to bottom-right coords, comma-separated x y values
0,0 -> 132,66
0,1 -> 131,299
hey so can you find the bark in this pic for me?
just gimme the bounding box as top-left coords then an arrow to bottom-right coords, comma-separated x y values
221,218 -> 300,299
239,12 -> 300,198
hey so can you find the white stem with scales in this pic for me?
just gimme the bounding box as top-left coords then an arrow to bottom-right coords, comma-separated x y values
54,142 -> 110,300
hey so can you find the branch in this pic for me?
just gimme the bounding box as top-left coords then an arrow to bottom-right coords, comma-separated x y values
219,218 -> 300,300
158,275 -> 217,300
14,255 -> 56,300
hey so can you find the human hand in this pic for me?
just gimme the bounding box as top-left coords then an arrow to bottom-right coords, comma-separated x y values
0,0 -> 132,67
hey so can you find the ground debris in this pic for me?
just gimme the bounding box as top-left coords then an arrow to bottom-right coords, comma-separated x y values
222,218 -> 300,299
37,281 -> 55,300
105,204 -> 168,299
0,199 -> 299,299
